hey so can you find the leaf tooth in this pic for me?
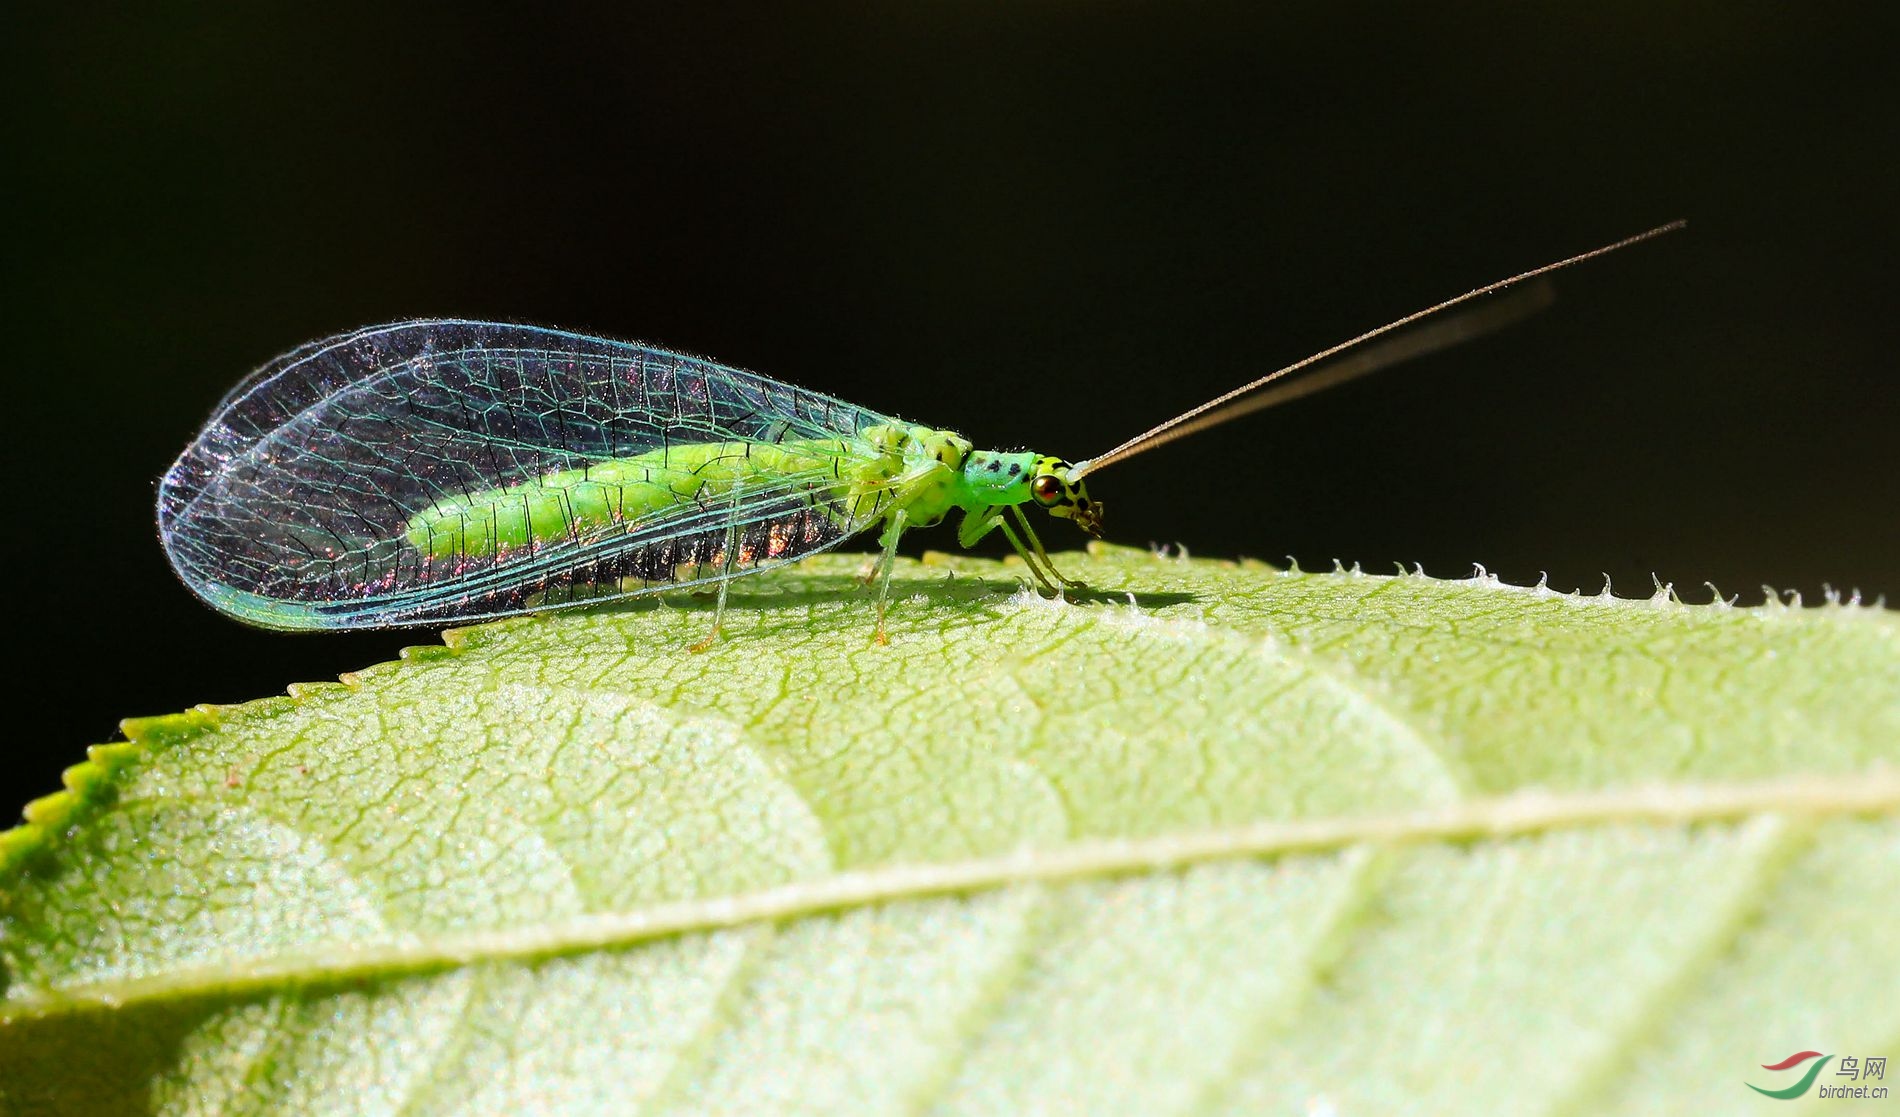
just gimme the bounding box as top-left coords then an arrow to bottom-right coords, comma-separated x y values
118,707 -> 219,745
2,731 -> 178,877
284,681 -> 350,701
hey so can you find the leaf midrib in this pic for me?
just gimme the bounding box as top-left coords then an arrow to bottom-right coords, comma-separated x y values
7,771 -> 1896,1024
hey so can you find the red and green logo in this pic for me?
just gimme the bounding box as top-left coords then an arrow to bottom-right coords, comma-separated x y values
1748,1051 -> 1832,1099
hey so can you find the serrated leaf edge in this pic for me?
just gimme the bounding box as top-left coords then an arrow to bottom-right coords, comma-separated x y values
3,554 -> 1891,883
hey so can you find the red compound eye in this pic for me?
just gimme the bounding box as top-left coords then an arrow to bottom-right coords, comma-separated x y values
1031,475 -> 1063,504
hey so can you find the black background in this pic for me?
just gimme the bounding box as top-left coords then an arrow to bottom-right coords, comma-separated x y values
8,6 -> 1896,815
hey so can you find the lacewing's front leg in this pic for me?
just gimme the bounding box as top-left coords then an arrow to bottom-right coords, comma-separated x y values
1008,506 -> 1086,591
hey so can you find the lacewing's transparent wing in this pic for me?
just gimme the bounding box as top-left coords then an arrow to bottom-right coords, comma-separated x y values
159,320 -> 902,630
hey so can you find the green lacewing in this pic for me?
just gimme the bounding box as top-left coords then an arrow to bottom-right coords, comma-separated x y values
160,223 -> 1679,639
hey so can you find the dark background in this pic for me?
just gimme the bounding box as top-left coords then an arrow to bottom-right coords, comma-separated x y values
8,5 -> 1896,813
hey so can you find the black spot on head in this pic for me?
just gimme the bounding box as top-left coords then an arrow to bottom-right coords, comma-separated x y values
1077,497 -> 1090,509
987,460 -> 1000,472
1007,463 -> 1021,475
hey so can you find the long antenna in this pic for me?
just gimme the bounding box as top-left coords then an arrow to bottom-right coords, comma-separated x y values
1069,220 -> 1685,480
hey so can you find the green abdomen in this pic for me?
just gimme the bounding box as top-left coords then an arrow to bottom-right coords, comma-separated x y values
404,438 -> 855,560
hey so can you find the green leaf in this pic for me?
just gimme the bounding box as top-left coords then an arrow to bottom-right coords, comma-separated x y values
4,545 -> 1897,1115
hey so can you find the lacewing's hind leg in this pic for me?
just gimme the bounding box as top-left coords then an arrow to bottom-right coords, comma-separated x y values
686,571 -> 732,654
872,507 -> 909,646
1008,505 -> 1086,591
690,480 -> 747,653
